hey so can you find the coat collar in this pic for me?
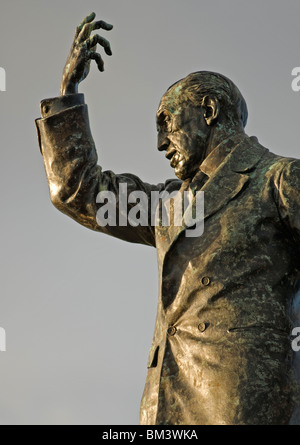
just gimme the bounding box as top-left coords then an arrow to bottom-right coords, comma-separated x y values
200,133 -> 266,176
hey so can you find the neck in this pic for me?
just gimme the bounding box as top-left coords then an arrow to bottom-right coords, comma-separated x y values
204,122 -> 245,158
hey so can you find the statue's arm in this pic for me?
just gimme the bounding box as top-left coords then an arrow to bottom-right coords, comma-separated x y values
36,100 -> 170,246
36,14 -> 179,246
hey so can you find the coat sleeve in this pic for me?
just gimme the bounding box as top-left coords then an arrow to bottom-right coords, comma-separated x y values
277,159 -> 300,242
35,97 -> 180,247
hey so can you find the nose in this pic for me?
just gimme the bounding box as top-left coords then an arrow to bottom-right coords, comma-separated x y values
157,131 -> 170,152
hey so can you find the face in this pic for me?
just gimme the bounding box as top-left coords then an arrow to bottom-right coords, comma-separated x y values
156,86 -> 210,180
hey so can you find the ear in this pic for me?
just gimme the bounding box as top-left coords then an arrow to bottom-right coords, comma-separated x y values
201,95 -> 220,126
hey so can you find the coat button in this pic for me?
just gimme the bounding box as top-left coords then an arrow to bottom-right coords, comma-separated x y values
201,276 -> 211,286
198,322 -> 207,332
167,326 -> 177,336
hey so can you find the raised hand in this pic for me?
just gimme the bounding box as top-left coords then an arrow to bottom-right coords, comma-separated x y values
60,12 -> 113,95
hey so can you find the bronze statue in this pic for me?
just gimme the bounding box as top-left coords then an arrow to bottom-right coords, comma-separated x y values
36,13 -> 300,425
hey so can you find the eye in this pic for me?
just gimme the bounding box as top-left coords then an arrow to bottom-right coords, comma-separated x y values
157,112 -> 171,132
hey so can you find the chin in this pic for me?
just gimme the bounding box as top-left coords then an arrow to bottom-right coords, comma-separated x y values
175,168 -> 190,181
175,170 -> 190,181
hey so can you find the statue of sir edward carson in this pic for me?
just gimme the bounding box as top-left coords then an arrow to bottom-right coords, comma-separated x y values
36,13 -> 300,425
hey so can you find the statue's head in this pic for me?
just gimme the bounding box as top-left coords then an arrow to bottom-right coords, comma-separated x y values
157,71 -> 248,180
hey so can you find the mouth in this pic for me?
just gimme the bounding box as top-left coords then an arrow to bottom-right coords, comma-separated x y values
165,149 -> 183,168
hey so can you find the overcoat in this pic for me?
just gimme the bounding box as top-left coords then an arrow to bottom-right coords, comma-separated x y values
36,94 -> 300,425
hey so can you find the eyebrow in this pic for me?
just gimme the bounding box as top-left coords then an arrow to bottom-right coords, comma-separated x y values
156,109 -> 170,122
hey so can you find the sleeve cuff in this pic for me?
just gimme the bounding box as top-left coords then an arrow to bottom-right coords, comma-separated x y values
40,93 -> 85,118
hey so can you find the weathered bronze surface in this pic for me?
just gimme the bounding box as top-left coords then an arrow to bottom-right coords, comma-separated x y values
36,13 -> 300,424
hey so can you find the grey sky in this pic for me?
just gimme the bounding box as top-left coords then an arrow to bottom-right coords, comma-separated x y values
0,0 -> 300,424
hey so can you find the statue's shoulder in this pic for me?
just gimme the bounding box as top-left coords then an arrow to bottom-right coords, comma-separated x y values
249,136 -> 300,171
263,150 -> 300,171
251,141 -> 300,191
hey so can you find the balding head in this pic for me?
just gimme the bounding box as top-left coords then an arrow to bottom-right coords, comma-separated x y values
161,71 -> 248,129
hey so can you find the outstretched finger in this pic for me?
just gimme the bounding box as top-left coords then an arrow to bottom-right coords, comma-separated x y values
93,20 -> 113,31
89,51 -> 105,72
86,34 -> 112,55
75,12 -> 96,37
78,19 -> 113,43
